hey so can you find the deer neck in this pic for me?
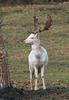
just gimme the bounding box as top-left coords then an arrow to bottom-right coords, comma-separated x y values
31,40 -> 40,50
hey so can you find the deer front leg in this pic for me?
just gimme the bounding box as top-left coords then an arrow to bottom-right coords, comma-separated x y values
41,67 -> 46,90
29,67 -> 33,90
34,67 -> 38,90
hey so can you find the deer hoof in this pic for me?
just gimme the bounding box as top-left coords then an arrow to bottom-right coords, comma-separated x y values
34,87 -> 39,91
43,86 -> 46,90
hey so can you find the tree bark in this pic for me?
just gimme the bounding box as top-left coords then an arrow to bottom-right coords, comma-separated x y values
0,24 -> 10,88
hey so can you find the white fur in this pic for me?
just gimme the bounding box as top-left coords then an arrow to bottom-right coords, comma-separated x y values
24,32 -> 48,90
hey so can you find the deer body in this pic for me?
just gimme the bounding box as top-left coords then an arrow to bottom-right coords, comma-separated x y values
24,33 -> 48,90
29,45 -> 48,70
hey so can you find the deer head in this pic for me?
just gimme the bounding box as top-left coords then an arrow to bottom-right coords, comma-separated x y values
24,31 -> 40,45
24,15 -> 52,45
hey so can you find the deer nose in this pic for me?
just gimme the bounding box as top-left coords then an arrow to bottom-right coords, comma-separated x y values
24,39 -> 27,44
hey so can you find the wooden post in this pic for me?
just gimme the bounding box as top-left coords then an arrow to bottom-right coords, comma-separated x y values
0,21 -> 10,88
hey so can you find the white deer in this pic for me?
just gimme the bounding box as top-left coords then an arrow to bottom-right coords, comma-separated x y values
24,31 -> 48,90
24,15 -> 52,90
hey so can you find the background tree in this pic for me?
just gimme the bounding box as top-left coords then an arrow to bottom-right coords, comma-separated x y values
0,21 -> 10,88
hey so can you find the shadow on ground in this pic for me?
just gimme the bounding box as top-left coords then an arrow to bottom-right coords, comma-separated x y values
0,86 -> 69,100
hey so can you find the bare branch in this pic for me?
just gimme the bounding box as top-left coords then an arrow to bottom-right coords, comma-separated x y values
0,23 -> 13,28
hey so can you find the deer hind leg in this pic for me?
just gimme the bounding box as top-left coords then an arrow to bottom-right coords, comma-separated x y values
34,67 -> 38,90
41,66 -> 46,90
29,67 -> 34,90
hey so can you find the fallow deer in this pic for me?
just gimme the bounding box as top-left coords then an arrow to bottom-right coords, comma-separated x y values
24,15 -> 52,90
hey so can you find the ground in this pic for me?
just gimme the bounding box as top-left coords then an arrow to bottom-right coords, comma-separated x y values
0,86 -> 69,100
0,2 -> 69,100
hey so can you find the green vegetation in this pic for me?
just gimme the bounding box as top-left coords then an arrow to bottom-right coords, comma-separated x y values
0,4 -> 69,91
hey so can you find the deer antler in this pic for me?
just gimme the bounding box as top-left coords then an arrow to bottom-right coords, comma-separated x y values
39,15 -> 52,32
30,15 -> 52,34
33,16 -> 38,30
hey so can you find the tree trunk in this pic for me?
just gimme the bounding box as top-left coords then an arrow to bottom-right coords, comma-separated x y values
0,24 -> 10,88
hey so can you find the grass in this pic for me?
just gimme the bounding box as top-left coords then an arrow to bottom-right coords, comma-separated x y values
0,3 -> 69,91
